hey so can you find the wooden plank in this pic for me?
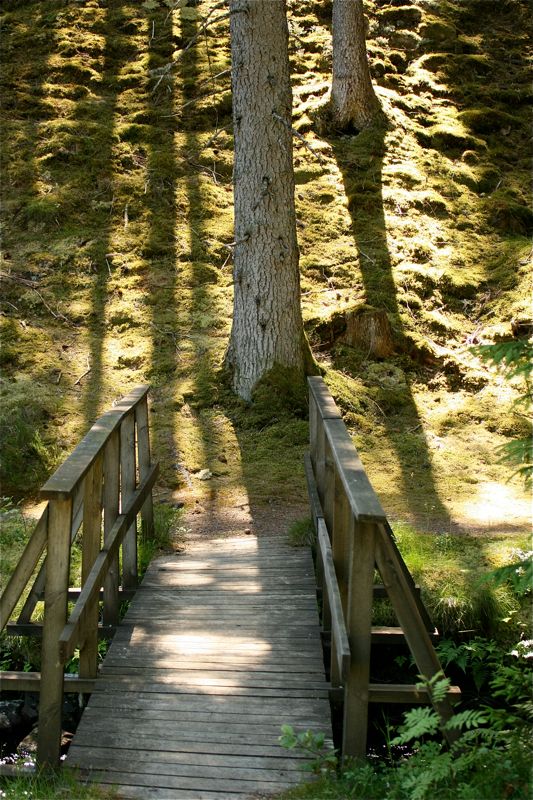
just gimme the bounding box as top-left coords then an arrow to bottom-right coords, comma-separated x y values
68,754 -> 303,784
58,463 -> 158,662
79,455 -> 103,679
120,410 -> 138,590
317,519 -> 350,684
342,520 -> 376,759
324,418 -> 386,523
96,671 -> 329,690
103,429 -> 120,626
37,497 -> 72,768
68,744 -> 305,771
83,770 -> 300,794
89,787 -> 246,800
81,706 -> 328,727
85,693 -> 331,715
0,671 -> 95,694
0,505 -> 48,631
40,386 -> 149,500
136,396 -> 154,541
71,727 -> 318,752
101,658 -> 325,674
93,681 -> 329,699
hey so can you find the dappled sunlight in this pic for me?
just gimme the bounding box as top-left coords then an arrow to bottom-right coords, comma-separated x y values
460,481 -> 532,528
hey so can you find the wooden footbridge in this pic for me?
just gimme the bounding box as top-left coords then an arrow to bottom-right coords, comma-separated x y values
0,379 -> 459,798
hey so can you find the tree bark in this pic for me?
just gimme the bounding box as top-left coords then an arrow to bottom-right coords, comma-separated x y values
331,0 -> 380,131
226,0 -> 307,401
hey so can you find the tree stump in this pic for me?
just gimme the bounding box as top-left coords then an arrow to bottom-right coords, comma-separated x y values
343,308 -> 394,358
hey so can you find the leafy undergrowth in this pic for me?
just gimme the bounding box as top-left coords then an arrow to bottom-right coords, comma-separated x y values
0,1 -> 531,563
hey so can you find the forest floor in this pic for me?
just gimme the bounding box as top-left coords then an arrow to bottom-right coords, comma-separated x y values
1,0 -> 531,563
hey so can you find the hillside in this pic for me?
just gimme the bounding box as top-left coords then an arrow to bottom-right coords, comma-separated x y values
1,0 -> 531,542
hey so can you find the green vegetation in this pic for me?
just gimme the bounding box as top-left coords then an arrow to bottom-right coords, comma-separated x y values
278,647 -> 532,799
0,768 -> 116,800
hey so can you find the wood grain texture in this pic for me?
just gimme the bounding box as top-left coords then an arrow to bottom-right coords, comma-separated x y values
67,535 -> 332,798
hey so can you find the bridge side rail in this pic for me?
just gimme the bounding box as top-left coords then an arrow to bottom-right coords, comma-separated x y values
306,376 -> 458,759
0,386 -> 158,768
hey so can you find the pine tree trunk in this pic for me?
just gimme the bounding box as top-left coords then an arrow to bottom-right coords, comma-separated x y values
226,0 -> 306,401
331,0 -> 380,131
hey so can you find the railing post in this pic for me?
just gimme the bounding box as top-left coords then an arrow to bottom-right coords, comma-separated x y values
79,454 -> 103,679
120,411 -> 138,590
342,520 -> 376,760
103,430 -> 120,626
136,395 -> 154,542
37,496 -> 73,768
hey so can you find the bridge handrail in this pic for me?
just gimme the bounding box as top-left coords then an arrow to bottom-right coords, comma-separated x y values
306,376 -> 459,760
0,386 -> 158,768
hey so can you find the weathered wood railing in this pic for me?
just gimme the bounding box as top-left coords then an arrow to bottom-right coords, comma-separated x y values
306,376 -> 459,759
0,386 -> 158,767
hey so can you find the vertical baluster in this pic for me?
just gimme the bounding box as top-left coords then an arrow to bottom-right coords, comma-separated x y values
37,496 -> 72,768
120,411 -> 137,590
342,520 -> 376,759
136,395 -> 154,541
103,430 -> 120,626
79,455 -> 103,679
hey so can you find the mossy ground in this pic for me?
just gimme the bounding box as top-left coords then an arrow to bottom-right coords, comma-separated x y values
1,1 -> 530,565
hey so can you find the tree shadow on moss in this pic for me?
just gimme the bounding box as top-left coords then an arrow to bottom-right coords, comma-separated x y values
328,124 -> 452,530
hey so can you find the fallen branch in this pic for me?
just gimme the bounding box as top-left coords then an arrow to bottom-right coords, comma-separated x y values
74,358 -> 91,386
272,112 -> 327,166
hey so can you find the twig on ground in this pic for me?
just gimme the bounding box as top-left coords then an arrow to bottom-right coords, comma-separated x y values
272,112 -> 327,166
74,358 -> 91,386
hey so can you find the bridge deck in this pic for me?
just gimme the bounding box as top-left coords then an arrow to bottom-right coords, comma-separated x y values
68,535 -> 332,799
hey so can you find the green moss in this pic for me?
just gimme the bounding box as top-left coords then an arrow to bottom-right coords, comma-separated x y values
0,379 -> 59,494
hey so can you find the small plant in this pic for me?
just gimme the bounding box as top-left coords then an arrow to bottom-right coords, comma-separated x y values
287,518 -> 316,548
279,725 -> 338,774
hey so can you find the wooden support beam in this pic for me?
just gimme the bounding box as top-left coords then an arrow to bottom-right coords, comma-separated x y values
0,671 -> 96,694
18,480 -> 84,625
375,526 -> 457,742
37,496 -> 72,769
5,623 -> 116,638
342,521 -> 376,759
330,683 -> 461,704
0,506 -> 48,632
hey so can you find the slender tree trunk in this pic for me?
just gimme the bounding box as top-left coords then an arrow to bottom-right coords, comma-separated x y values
226,0 -> 306,401
331,0 -> 380,131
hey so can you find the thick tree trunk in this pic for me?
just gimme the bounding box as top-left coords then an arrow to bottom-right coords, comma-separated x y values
226,0 -> 306,401
331,0 -> 380,131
